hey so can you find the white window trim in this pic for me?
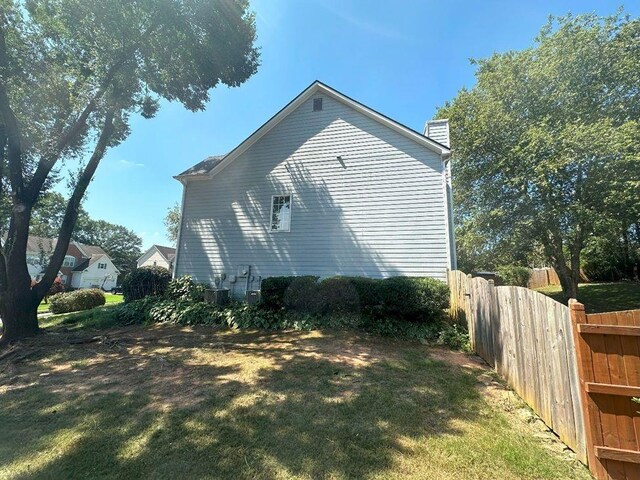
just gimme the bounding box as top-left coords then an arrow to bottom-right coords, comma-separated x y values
269,194 -> 292,233
62,255 -> 75,267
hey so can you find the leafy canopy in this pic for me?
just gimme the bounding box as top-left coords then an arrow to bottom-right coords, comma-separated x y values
438,11 -> 640,295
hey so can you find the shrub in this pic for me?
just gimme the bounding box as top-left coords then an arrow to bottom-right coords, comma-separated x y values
317,277 -> 361,315
49,288 -> 106,314
375,277 -> 450,322
282,276 -> 321,313
496,265 -> 532,287
48,277 -> 65,297
260,276 -> 319,310
260,275 -> 449,324
112,296 -> 161,325
165,275 -> 207,302
122,266 -> 172,302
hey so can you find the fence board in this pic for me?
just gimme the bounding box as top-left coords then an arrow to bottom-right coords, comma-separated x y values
448,270 -> 588,463
570,301 -> 640,480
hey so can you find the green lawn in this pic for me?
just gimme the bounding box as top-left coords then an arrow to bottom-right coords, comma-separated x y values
0,323 -> 588,479
537,282 -> 640,313
38,293 -> 123,313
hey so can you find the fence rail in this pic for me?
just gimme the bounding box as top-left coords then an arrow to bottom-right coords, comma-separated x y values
448,270 -> 587,462
570,302 -> 640,480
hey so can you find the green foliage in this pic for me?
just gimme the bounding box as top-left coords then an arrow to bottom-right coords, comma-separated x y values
496,265 -> 532,287
111,296 -> 161,326
260,276 -> 449,324
165,275 -> 207,302
122,266 -> 172,302
0,0 -> 260,339
439,11 -> 640,296
260,276 -> 319,311
375,277 -> 450,322
49,288 -> 106,314
74,219 -> 143,279
164,203 -> 181,244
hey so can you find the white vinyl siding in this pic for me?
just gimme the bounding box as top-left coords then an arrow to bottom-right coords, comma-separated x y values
176,94 -> 450,289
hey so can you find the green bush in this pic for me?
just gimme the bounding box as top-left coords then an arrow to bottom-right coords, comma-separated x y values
260,276 -> 319,310
165,275 -> 207,302
496,265 -> 532,287
375,277 -> 450,322
112,296 -> 161,325
260,275 -> 449,323
49,288 -> 106,314
122,266 -> 172,302
282,276 -> 321,313
317,277 -> 361,315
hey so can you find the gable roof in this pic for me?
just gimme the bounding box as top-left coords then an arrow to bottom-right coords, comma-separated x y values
73,253 -> 120,273
74,242 -> 109,258
176,81 -> 451,182
137,244 -> 176,264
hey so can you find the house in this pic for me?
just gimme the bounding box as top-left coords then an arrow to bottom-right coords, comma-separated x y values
137,245 -> 176,271
173,81 -> 456,298
25,235 -> 120,290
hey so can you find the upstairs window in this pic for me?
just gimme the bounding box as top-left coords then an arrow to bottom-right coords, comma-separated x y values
313,97 -> 323,111
62,255 -> 75,267
270,195 -> 292,232
98,262 -> 107,270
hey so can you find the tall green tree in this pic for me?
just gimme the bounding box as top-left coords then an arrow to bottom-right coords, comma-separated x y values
75,219 -> 142,278
0,0 -> 259,344
438,11 -> 640,300
164,202 -> 180,244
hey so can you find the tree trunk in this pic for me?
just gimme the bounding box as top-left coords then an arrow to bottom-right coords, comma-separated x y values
0,288 -> 39,346
555,262 -> 579,301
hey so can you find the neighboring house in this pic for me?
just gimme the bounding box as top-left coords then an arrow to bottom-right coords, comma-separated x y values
174,81 -> 456,298
137,245 -> 176,271
24,235 -> 119,290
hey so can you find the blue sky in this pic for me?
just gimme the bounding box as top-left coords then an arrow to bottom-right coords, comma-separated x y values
80,0 -> 638,250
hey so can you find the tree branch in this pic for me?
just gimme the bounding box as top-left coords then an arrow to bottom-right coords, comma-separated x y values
0,21 -> 24,198
26,58 -> 128,202
34,108 -> 116,300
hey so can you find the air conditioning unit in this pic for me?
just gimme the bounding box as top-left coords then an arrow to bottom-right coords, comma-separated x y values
245,290 -> 261,305
204,288 -> 229,306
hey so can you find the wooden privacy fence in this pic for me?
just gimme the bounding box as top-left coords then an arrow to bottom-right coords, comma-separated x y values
570,301 -> 640,480
448,270 -> 587,463
528,267 -> 561,289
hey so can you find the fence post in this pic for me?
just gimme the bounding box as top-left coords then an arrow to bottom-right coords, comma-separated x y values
569,299 -> 601,478
466,273 -> 474,351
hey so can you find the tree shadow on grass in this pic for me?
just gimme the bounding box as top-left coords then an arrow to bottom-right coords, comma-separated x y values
0,328 -> 483,479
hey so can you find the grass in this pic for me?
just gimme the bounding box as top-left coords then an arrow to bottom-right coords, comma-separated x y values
537,282 -> 640,313
0,323 -> 589,479
38,293 -> 123,314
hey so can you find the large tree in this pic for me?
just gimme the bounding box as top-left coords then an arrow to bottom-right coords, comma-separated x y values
438,11 -> 640,300
164,201 -> 180,244
0,0 -> 259,344
75,218 -> 142,278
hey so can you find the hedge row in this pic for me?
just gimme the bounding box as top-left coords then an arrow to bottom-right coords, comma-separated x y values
260,275 -> 449,323
122,266 -> 172,302
49,288 -> 106,314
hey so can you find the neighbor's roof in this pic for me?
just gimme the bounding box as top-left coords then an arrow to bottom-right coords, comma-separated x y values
154,245 -> 176,262
137,244 -> 176,264
75,242 -> 109,258
73,253 -> 120,273
175,80 -> 451,181
25,235 -> 57,254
